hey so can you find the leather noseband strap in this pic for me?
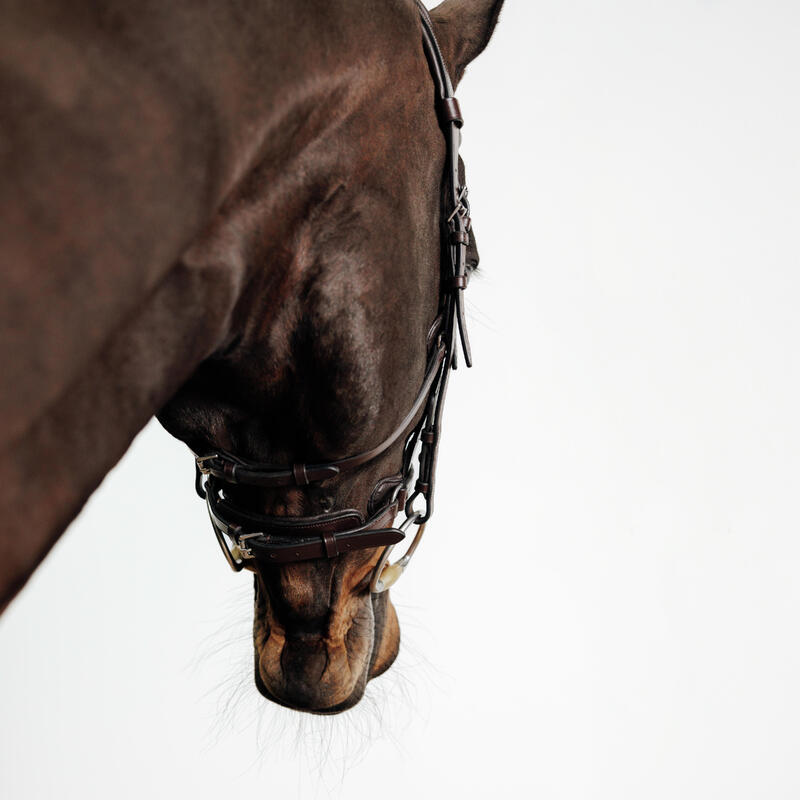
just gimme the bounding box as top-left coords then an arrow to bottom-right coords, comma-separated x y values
196,340 -> 446,489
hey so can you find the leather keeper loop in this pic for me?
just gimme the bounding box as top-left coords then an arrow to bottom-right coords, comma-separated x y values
422,430 -> 435,444
449,230 -> 470,245
440,97 -> 463,127
447,275 -> 468,290
292,462 -> 309,486
415,480 -> 430,494
223,461 -> 236,481
321,530 -> 339,559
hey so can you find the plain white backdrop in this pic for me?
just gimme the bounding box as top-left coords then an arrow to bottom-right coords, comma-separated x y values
2,1 -> 800,797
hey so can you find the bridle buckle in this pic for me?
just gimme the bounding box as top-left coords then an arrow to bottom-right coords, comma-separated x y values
234,532 -> 261,561
195,454 -> 217,475
205,481 -> 262,572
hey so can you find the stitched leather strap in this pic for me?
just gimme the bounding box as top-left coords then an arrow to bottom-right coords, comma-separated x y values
249,527 -> 403,565
197,342 -> 445,488
205,482 -> 405,564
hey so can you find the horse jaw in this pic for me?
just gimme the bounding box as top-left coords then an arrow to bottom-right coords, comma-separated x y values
251,557 -> 400,713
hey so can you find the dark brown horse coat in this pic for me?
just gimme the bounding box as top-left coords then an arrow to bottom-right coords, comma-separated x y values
0,0 -> 503,709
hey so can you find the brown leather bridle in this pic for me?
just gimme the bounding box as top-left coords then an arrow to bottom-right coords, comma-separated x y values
193,2 -> 475,593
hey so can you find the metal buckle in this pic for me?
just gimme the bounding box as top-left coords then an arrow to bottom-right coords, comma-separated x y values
204,485 -> 261,572
211,522 -> 261,572
447,185 -> 469,223
370,510 -> 426,594
211,519 -> 245,572
195,454 -> 218,475
234,533 -> 261,560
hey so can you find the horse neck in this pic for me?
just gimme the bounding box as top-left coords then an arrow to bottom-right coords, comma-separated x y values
0,0 -> 415,611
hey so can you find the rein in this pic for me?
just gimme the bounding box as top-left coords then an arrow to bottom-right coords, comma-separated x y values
193,1 -> 474,594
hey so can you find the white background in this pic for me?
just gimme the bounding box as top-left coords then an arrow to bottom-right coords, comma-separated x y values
2,1 -> 800,797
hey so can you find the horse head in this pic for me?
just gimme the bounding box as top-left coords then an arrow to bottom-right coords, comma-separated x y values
158,0 -> 503,713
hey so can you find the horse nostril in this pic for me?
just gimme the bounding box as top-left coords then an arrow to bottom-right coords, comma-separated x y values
280,639 -> 329,685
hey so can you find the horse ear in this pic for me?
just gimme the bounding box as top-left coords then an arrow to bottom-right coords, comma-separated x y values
428,0 -> 505,84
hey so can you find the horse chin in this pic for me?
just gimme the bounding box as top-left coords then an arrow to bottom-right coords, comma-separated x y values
252,591 -> 400,714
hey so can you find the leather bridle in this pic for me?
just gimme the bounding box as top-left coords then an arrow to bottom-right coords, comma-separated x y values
193,2 -> 475,594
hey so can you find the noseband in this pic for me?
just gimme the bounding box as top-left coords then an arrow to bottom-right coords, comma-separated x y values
193,2 -> 475,594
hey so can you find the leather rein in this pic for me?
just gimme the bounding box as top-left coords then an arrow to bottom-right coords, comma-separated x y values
193,2 -> 474,594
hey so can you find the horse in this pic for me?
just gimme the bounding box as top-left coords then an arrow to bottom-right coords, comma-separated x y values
0,0 -> 503,713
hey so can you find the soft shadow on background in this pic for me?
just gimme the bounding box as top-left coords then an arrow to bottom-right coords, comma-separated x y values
3,2 -> 800,797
